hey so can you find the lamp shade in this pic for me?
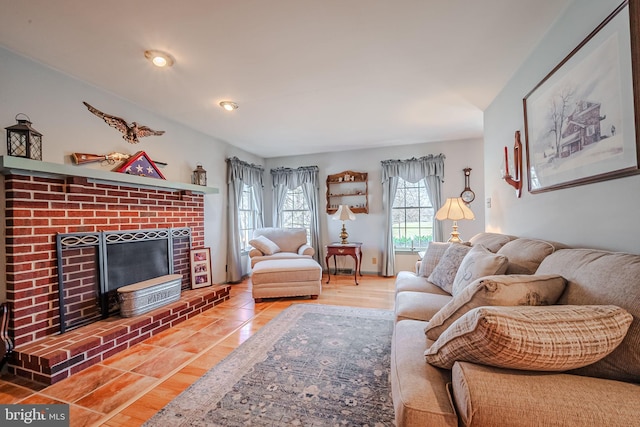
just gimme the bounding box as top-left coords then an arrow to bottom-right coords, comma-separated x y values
333,204 -> 356,221
435,197 -> 475,221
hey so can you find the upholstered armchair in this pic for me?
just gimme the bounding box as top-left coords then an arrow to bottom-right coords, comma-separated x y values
249,227 -> 315,268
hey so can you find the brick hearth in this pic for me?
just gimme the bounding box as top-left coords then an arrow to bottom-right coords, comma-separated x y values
11,285 -> 229,384
1,167 -> 223,384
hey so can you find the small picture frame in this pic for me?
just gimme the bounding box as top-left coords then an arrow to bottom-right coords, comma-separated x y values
190,248 -> 212,289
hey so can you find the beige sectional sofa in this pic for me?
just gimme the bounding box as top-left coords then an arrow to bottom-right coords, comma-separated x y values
391,233 -> 640,426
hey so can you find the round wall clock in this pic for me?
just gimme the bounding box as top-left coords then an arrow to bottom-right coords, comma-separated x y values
460,168 -> 475,203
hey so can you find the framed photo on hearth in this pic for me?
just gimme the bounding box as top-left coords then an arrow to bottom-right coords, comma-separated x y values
523,0 -> 640,193
190,248 -> 212,289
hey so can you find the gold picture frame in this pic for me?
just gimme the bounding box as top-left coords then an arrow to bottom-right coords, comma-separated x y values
190,248 -> 212,289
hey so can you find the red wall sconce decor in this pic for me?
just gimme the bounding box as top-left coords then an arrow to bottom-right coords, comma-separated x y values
502,131 -> 523,198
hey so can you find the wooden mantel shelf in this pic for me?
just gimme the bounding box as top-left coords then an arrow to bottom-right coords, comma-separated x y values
0,156 -> 219,194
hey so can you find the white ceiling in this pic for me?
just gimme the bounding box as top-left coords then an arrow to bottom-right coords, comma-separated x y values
0,0 -> 570,158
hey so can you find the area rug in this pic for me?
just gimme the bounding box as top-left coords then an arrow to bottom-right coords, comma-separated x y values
144,304 -> 395,426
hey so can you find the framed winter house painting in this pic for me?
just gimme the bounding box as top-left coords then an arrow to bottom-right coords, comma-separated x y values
523,0 -> 640,193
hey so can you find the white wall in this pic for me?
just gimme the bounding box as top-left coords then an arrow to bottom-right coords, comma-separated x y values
2,45 -> 485,281
484,0 -> 640,254
0,47 -> 264,284
264,138 -> 485,274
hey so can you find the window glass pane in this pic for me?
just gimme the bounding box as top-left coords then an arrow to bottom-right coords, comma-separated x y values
281,186 -> 312,241
238,184 -> 256,251
405,187 -> 419,207
391,178 -> 434,250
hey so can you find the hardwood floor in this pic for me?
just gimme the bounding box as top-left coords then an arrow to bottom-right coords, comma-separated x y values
0,274 -> 396,427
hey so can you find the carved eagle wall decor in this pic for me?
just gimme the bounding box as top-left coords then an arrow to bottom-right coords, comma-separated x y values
83,101 -> 165,144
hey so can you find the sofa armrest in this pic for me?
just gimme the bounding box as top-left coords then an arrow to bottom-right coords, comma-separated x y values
248,248 -> 264,258
392,320 -> 458,427
452,361 -> 640,426
298,244 -> 315,257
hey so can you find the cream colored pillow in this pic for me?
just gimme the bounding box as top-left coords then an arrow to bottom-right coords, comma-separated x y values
425,305 -> 633,371
451,245 -> 509,296
425,274 -> 567,340
497,238 -> 562,274
418,242 -> 450,277
427,243 -> 471,294
468,232 -> 516,252
249,235 -> 281,255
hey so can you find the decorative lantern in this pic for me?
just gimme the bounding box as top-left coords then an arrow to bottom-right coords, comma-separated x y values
5,114 -> 43,160
192,164 -> 207,186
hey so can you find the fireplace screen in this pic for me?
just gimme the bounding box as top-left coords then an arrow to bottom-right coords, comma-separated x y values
56,227 -> 192,333
105,231 -> 171,292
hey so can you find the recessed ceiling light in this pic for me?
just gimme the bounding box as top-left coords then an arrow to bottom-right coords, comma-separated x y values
219,101 -> 239,111
144,50 -> 175,68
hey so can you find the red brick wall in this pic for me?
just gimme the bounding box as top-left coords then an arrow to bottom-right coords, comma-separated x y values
4,174 -> 205,347
59,246 -> 100,329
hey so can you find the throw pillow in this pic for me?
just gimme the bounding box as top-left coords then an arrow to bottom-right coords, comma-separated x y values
425,274 -> 567,340
427,243 -> 472,294
451,245 -> 509,296
425,305 -> 633,371
468,232 -> 516,253
248,235 -> 281,255
497,238 -> 562,275
418,242 -> 450,277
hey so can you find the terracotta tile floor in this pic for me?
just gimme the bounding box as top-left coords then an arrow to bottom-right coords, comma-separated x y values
0,274 -> 396,426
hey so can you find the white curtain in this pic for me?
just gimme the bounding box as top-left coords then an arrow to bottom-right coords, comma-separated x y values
270,166 -> 321,262
380,154 -> 445,276
226,157 -> 264,283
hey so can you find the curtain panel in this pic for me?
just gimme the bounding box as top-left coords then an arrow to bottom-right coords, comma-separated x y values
226,157 -> 265,283
380,154 -> 446,276
270,166 -> 321,262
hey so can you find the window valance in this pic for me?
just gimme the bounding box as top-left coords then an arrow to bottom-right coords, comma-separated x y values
226,157 -> 264,187
381,154 -> 445,183
271,166 -> 319,189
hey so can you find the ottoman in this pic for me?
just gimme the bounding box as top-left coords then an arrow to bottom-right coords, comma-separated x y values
251,258 -> 322,302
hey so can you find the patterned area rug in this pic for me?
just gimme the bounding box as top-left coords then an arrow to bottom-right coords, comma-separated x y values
144,304 -> 395,426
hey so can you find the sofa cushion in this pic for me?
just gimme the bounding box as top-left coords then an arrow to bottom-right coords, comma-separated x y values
452,361 -> 640,427
418,242 -> 450,277
537,248 -> 640,383
395,291 -> 452,322
497,238 -> 566,274
391,320 -> 458,427
250,252 -> 313,268
425,274 -> 567,340
425,305 -> 632,371
249,235 -> 281,255
451,245 -> 509,296
251,258 -> 321,284
468,232 -> 517,253
428,243 -> 471,293
395,271 -> 450,295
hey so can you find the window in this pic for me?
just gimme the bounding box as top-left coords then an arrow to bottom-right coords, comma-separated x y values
238,184 -> 257,252
281,186 -> 312,240
392,178 -> 434,251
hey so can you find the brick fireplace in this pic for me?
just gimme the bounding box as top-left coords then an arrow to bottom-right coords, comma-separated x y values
1,158 -> 229,384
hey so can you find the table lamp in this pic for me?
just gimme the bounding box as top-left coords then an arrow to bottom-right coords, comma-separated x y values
435,197 -> 475,243
333,204 -> 356,244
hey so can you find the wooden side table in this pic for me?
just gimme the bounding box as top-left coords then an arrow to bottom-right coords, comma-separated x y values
325,242 -> 362,285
